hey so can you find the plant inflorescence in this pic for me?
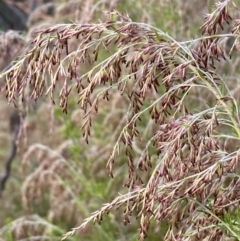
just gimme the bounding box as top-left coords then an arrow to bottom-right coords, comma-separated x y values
1,0 -> 240,240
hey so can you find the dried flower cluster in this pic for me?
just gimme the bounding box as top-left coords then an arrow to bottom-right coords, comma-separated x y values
21,143 -> 82,225
1,0 -> 240,240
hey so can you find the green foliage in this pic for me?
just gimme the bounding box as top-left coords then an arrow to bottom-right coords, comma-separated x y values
220,209 -> 240,238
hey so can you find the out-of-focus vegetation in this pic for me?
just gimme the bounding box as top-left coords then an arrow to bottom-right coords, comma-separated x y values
1,0 -> 240,240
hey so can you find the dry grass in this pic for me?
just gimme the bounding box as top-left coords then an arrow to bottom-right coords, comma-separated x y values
1,0 -> 240,241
